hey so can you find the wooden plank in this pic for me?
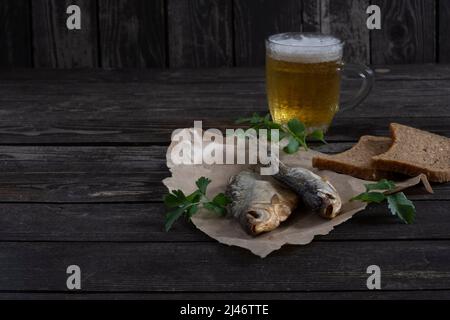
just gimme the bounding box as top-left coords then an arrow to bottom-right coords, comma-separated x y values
439,0 -> 450,63
0,0 -> 31,67
233,0 -> 303,66
2,65 -> 450,81
32,0 -> 98,68
0,145 -> 446,203
0,67 -> 449,143
0,111 -> 447,145
0,241 -> 449,291
2,290 -> 450,299
167,0 -> 233,67
371,0 -> 436,64
98,0 -> 165,68
321,0 -> 370,64
0,146 -> 167,202
0,110 -> 448,144
0,201 -> 448,241
302,0 -> 321,32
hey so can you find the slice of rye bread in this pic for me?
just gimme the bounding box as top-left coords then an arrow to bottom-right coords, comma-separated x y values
372,123 -> 450,183
312,135 -> 393,180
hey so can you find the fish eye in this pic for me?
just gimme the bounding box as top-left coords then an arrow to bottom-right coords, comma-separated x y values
248,211 -> 259,219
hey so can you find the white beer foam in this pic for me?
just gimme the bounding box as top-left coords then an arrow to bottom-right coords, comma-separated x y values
267,33 -> 343,63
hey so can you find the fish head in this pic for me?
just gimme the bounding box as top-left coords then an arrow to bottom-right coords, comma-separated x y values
242,195 -> 291,235
317,181 -> 342,219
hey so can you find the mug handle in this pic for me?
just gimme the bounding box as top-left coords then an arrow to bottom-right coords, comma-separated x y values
339,63 -> 374,111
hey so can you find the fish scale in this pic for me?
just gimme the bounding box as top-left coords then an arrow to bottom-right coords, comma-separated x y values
273,161 -> 342,219
226,170 -> 298,236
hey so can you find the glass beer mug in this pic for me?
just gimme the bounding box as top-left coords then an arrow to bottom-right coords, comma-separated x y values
266,32 -> 374,132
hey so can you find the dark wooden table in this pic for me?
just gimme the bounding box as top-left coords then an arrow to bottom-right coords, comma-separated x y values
0,65 -> 449,300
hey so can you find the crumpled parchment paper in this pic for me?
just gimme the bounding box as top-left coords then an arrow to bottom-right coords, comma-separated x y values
163,128 -> 433,257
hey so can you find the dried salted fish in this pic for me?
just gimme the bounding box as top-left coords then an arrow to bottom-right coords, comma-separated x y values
273,162 -> 342,219
226,170 -> 298,236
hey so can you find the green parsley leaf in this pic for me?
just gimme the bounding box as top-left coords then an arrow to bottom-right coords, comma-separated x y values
164,177 -> 231,231
287,118 -> 305,136
165,206 -> 188,232
187,204 -> 199,218
163,189 -> 186,208
283,136 -> 300,154
308,129 -> 327,144
365,179 -> 396,192
196,177 -> 211,195
387,192 -> 416,224
351,179 -> 416,224
204,202 -> 227,216
351,192 -> 386,203
185,190 -> 201,203
211,193 -> 232,207
235,113 -> 325,154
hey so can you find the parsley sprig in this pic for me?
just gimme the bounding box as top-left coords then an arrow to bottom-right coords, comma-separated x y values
236,113 -> 325,154
164,177 -> 231,231
351,179 -> 416,224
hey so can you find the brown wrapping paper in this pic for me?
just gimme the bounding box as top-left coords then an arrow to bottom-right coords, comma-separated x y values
163,128 -> 433,257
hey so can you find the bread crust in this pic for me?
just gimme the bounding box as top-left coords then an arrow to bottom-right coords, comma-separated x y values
312,136 -> 393,180
371,123 -> 450,183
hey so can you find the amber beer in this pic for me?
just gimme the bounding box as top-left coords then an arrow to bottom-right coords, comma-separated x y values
266,33 -> 344,131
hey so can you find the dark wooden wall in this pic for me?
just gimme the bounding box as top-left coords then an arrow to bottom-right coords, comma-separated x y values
0,0 -> 445,68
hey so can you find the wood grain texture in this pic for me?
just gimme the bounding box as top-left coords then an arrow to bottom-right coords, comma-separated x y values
167,0 -> 233,67
98,0 -> 165,68
321,0 -> 370,64
0,201 -> 448,241
3,65 -> 450,81
371,0 -> 436,64
0,0 -> 31,67
0,146 -> 168,202
0,145 -> 446,203
1,241 -> 450,291
0,68 -> 449,143
439,0 -> 450,63
302,0 -> 321,32
0,1 -> 447,68
32,0 -> 98,68
233,0 -> 303,66
3,290 -> 450,300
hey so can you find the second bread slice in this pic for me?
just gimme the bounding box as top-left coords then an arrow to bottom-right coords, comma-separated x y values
372,123 -> 450,182
312,136 -> 392,180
